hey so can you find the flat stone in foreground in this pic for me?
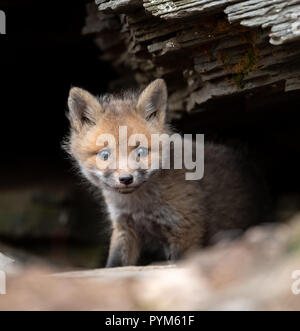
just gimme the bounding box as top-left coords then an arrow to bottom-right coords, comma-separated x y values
1,217 -> 300,310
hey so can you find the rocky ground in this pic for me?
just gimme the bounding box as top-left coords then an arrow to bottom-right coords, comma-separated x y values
1,213 -> 300,310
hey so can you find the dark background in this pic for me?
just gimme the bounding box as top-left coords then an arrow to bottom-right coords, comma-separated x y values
0,0 -> 115,184
0,0 -> 300,268
0,0 -> 116,268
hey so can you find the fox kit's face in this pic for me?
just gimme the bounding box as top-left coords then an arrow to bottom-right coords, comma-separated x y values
66,79 -> 168,194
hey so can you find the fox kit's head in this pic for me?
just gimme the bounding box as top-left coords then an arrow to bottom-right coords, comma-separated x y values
65,79 -> 169,194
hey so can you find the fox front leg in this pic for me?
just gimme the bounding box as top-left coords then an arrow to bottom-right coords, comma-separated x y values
106,222 -> 140,268
164,243 -> 185,261
165,230 -> 202,262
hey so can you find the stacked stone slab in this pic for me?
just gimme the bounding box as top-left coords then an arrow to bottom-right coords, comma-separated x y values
83,0 -> 300,115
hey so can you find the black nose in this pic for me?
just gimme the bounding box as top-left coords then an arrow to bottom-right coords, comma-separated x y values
119,174 -> 134,185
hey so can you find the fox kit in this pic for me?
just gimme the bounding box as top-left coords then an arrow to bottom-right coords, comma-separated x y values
64,79 -> 269,267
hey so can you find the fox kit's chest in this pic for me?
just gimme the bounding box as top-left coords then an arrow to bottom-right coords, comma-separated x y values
103,185 -> 183,237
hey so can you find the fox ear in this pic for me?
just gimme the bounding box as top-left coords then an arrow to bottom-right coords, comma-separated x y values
67,87 -> 102,131
137,79 -> 168,125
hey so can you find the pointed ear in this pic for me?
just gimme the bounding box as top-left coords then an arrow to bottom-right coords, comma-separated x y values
137,79 -> 168,125
67,87 -> 102,131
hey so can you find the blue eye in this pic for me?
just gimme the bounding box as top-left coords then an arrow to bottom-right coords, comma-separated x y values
98,149 -> 111,161
136,147 -> 148,158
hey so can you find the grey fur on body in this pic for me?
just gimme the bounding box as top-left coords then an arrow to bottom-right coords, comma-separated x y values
103,143 -> 268,267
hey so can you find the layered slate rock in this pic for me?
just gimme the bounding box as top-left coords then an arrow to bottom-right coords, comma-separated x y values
1,216 -> 300,310
84,0 -> 300,115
